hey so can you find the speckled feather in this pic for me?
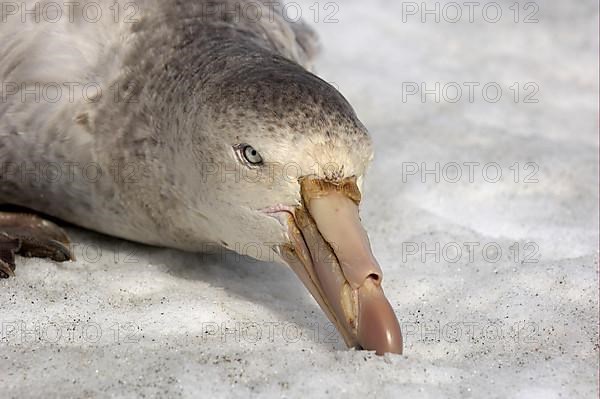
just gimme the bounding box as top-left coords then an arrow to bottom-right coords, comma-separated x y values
0,0 -> 374,258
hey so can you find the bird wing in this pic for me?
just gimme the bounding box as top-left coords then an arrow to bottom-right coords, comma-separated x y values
232,1 -> 321,71
273,8 -> 321,70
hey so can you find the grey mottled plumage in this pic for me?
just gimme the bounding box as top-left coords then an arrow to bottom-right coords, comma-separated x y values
0,0 -> 372,255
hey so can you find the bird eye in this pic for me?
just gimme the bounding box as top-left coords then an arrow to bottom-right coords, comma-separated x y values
240,144 -> 263,165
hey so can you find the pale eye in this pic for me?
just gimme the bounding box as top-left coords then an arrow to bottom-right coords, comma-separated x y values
241,144 -> 263,165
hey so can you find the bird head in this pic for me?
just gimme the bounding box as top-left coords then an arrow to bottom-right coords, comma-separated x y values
160,47 -> 403,355
5,3 -> 402,354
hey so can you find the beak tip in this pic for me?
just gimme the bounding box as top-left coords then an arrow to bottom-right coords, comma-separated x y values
357,280 -> 404,356
360,317 -> 404,356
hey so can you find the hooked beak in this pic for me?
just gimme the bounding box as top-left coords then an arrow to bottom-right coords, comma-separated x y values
276,177 -> 403,355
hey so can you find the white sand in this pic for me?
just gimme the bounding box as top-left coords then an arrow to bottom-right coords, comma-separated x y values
1,0 -> 598,397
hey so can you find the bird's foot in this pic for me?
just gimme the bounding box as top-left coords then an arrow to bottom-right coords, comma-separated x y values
0,212 -> 74,278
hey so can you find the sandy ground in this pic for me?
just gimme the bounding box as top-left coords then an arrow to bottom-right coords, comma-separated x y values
1,0 -> 598,398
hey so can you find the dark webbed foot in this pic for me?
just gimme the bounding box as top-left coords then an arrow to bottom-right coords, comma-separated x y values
0,212 -> 74,278
0,233 -> 20,278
